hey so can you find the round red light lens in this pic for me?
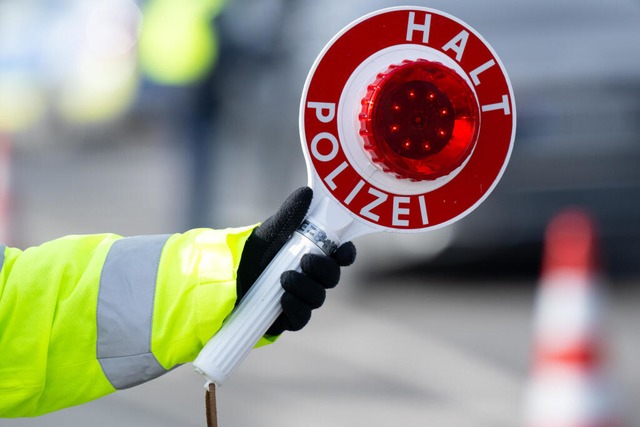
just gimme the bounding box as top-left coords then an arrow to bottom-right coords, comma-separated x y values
359,59 -> 479,181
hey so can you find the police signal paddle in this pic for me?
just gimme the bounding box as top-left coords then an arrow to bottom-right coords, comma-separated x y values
193,6 -> 516,387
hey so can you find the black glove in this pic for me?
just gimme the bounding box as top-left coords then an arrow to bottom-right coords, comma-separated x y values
236,187 -> 356,336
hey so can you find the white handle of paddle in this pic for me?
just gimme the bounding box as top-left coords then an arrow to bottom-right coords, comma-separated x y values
193,229 -> 329,386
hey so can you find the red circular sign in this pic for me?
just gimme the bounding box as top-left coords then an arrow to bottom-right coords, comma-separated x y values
300,7 -> 516,231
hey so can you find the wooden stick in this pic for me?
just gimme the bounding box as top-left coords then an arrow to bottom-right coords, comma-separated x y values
205,383 -> 218,427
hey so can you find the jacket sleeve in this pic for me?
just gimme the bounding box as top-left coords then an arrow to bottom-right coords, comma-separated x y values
0,226 -> 261,417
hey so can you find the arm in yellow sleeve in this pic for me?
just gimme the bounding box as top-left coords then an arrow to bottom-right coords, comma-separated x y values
0,226 -> 256,417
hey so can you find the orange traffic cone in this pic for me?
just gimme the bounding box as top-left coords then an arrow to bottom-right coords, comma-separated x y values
524,209 -> 622,427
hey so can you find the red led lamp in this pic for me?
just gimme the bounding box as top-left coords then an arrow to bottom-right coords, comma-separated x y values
360,59 -> 479,181
194,6 -> 516,387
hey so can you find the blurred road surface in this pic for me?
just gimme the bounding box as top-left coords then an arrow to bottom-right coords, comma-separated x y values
2,270 -> 639,427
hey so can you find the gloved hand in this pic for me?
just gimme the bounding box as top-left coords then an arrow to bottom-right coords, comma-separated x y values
236,187 -> 356,336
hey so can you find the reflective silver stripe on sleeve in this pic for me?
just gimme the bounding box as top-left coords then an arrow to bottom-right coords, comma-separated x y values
97,235 -> 170,389
0,244 -> 6,271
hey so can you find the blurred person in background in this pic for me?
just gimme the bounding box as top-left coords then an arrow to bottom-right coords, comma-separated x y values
0,187 -> 356,417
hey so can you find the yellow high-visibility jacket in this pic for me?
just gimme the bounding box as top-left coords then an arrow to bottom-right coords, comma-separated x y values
0,226 -> 272,417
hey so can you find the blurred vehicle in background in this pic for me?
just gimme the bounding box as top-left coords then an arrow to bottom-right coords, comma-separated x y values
456,80 -> 640,278
440,0 -> 640,278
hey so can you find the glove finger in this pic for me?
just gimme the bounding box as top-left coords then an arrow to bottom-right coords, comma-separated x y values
333,241 -> 356,267
300,254 -> 340,289
254,187 -> 312,265
280,293 -> 312,332
266,315 -> 287,336
281,270 -> 326,309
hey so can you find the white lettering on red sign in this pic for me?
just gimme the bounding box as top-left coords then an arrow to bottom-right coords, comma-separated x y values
403,13 -> 511,118
361,188 -> 388,222
307,102 -> 335,123
392,196 -> 411,226
482,94 -> 511,115
324,161 -> 348,190
418,195 -> 429,225
406,12 -> 431,44
469,59 -> 496,86
345,179 -> 365,205
442,30 -> 469,62
310,132 -> 339,162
